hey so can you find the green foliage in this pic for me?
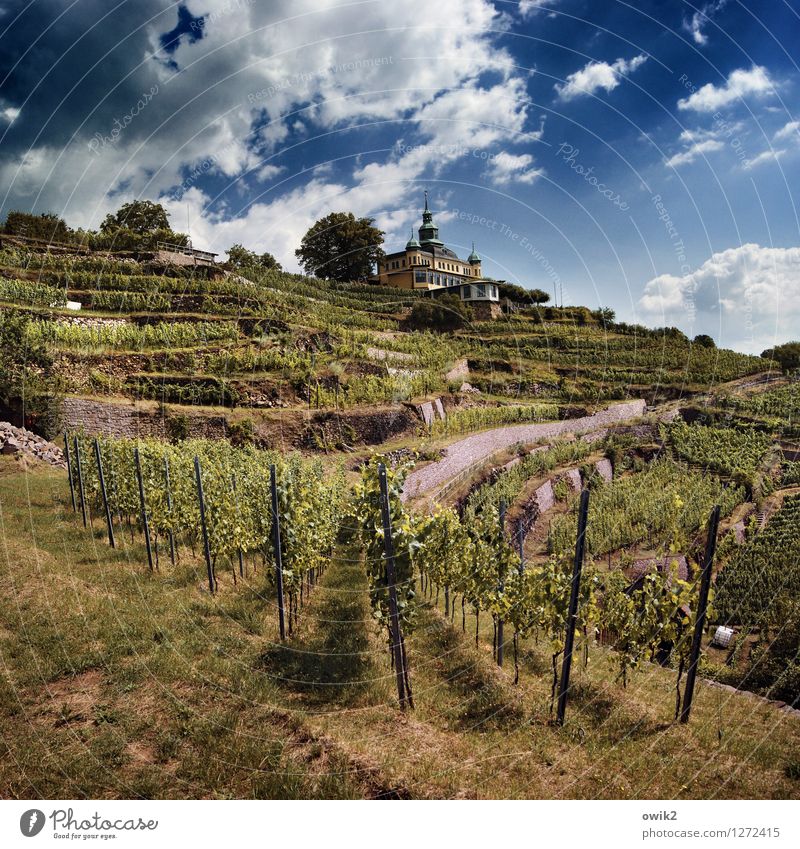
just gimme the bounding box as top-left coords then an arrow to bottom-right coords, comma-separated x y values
548,458 -> 743,559
2,210 -> 73,242
431,402 -> 560,437
693,334 -> 716,349
0,278 -> 67,307
719,382 -> 800,428
715,495 -> 800,628
226,243 -> 282,271
353,459 -> 419,641
295,212 -> 384,282
72,435 -> 344,598
0,310 -> 61,435
663,421 -> 773,486
28,319 -> 239,351
762,342 -> 800,373
405,294 -> 471,333
101,200 -> 170,234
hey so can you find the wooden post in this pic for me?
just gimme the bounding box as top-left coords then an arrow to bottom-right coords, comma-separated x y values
134,448 -> 154,572
163,457 -> 176,565
556,488 -> 590,726
270,465 -> 286,640
194,456 -> 216,593
73,436 -> 87,528
517,522 -> 525,574
497,498 -> 506,667
93,439 -> 115,548
378,463 -> 411,709
63,432 -> 77,512
232,475 -> 244,578
680,504 -> 721,724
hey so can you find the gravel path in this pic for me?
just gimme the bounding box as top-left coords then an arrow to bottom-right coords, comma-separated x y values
402,399 -> 646,500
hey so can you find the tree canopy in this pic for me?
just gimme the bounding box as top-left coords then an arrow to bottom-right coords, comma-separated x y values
762,341 -> 800,373
295,212 -> 384,282
226,243 -> 282,271
101,200 -> 170,234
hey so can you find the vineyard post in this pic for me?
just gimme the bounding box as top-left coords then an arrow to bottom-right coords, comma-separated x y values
73,436 -> 88,528
377,463 -> 411,709
163,457 -> 176,565
63,432 -> 77,512
556,488 -> 590,727
517,523 -> 525,573
194,456 -> 216,594
680,504 -> 721,725
497,498 -> 506,667
93,439 -> 115,548
232,475 -> 244,578
270,464 -> 287,640
134,448 -> 154,572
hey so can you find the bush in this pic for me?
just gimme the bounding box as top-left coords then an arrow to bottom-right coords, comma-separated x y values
405,294 -> 470,333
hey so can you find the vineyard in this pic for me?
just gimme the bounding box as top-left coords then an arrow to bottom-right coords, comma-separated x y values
1,238 -> 799,800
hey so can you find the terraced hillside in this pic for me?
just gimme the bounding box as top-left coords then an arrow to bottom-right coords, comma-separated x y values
1,238 -> 799,800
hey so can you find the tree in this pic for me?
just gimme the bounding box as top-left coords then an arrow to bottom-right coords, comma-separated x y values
405,294 -> 470,333
496,282 -> 550,305
693,333 -> 716,349
529,288 -> 551,305
295,212 -> 384,282
226,243 -> 282,271
3,211 -> 73,242
763,341 -> 800,373
101,200 -> 170,234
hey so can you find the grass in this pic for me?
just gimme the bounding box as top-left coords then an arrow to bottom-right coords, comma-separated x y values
0,457 -> 798,799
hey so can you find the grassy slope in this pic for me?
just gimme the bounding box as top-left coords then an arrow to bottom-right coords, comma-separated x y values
1,458 -> 798,799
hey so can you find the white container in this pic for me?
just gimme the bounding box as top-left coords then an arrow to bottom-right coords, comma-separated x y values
65,300 -> 82,311
712,625 -> 734,648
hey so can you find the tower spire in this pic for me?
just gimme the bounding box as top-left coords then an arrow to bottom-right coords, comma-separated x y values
424,189 -> 429,212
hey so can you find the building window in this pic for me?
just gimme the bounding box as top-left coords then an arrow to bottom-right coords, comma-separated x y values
477,284 -> 485,298
415,271 -> 426,283
462,285 -> 471,299
402,259 -> 406,267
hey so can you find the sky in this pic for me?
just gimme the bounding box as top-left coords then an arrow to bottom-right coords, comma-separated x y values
1,0 -> 799,354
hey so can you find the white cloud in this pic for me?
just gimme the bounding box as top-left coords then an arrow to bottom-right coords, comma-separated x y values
683,1 -> 728,46
774,120 -> 800,142
677,65 -> 775,112
665,129 -> 724,167
487,151 -> 542,184
519,0 -> 561,18
745,149 -> 784,169
555,54 -> 647,101
1,106 -> 20,123
638,243 -> 800,353
254,164 -> 285,182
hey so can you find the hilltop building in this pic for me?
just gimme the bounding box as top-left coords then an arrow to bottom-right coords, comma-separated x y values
373,193 -> 500,317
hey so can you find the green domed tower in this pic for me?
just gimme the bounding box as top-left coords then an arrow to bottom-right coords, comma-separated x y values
468,242 -> 480,265
418,190 -> 443,246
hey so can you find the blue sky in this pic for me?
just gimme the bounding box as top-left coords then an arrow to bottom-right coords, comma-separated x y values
1,0 -> 799,352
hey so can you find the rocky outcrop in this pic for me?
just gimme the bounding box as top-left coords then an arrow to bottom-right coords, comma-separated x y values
0,422 -> 66,468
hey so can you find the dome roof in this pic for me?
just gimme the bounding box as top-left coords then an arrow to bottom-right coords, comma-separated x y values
406,229 -> 420,250
468,242 -> 480,263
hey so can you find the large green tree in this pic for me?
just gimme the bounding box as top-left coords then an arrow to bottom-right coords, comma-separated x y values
2,211 -> 73,243
295,212 -> 384,282
763,341 -> 800,373
226,243 -> 282,271
101,200 -> 170,234
95,200 -> 187,251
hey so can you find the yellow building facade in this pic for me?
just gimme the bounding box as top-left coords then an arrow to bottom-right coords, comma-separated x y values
375,194 -> 482,290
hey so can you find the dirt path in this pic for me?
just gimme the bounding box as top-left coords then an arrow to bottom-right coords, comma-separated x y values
402,399 -> 646,500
